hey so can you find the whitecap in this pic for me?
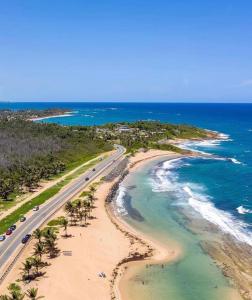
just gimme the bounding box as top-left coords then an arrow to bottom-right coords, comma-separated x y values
149,159 -> 252,247
236,206 -> 252,215
114,185 -> 128,216
228,158 -> 242,164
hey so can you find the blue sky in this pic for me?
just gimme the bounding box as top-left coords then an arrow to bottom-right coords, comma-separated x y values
1,0 -> 252,102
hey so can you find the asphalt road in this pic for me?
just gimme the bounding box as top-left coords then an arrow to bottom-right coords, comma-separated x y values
0,145 -> 125,274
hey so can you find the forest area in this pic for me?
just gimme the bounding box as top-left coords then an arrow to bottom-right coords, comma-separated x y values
0,113 -> 112,201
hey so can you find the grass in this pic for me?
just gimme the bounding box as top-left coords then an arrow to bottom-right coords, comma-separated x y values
47,216 -> 65,227
0,153 -> 104,212
0,155 -> 101,235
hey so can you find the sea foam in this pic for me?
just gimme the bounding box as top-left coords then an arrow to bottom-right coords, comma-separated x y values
150,158 -> 252,247
236,206 -> 252,215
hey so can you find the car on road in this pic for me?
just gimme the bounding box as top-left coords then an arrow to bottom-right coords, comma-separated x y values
6,229 -> 12,236
0,235 -> 6,241
92,168 -> 96,172
10,224 -> 16,231
33,206 -> 39,211
20,216 -> 26,222
85,177 -> 89,181
22,234 -> 31,244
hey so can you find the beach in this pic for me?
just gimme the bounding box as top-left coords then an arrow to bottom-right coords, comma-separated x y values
0,150 -> 180,299
28,113 -> 73,121
1,149 -> 250,300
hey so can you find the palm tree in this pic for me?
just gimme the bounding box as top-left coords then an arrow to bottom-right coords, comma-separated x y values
33,229 -> 42,243
31,256 -> 42,275
89,186 -> 96,195
87,193 -> 94,206
64,201 -> 74,224
43,228 -> 57,241
7,283 -> 24,300
61,217 -> 69,236
78,210 -> 85,226
33,242 -> 45,260
21,258 -> 33,280
44,238 -> 58,258
26,288 -> 44,300
7,284 -> 21,294
8,291 -> 24,300
83,200 -> 91,218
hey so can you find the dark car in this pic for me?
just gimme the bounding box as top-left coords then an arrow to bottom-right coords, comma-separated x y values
6,229 -> 12,235
92,168 -> 96,172
10,224 -> 16,231
20,216 -> 26,222
85,177 -> 89,181
22,234 -> 31,244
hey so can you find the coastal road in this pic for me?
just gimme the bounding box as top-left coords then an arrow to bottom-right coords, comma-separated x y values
0,145 -> 125,278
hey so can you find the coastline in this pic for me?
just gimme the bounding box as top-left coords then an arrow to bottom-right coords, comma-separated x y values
28,113 -> 73,121
104,150 -> 184,300
0,149 -> 250,300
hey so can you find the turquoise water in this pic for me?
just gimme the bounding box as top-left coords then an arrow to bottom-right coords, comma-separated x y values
117,159 -> 234,300
2,102 -> 251,298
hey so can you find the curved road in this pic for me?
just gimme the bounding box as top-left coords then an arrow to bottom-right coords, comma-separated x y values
0,145 -> 125,277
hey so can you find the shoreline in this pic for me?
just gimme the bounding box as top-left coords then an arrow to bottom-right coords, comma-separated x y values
28,113 -> 73,121
109,151 -> 250,300
0,149 -> 250,300
104,150 -> 184,300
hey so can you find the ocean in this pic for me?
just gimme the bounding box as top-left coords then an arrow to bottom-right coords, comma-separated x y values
2,102 -> 252,299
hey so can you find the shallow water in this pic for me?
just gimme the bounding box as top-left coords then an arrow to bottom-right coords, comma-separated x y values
117,159 -> 235,300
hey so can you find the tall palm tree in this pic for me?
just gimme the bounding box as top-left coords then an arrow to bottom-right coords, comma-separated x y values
43,228 -> 57,241
61,217 -> 68,236
33,229 -> 42,243
89,186 -> 96,195
7,284 -> 24,300
26,288 -> 44,300
21,258 -> 33,280
83,200 -> 91,218
78,210 -> 85,226
44,238 -> 58,258
31,256 -> 42,275
64,201 -> 74,224
33,242 -> 45,260
8,291 -> 25,300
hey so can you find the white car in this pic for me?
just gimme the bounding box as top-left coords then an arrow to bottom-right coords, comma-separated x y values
0,235 -> 6,242
33,206 -> 39,211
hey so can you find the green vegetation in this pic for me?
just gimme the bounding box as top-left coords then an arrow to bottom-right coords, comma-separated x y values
0,157 -> 100,235
0,283 -> 43,300
0,116 -> 112,202
98,120 -> 211,152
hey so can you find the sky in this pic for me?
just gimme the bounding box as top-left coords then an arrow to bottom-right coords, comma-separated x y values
0,0 -> 252,102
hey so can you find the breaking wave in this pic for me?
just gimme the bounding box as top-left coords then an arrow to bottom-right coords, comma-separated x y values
236,206 -> 252,215
150,158 -> 252,247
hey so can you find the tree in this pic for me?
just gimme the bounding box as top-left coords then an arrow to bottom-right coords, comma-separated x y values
61,217 -> 69,236
26,288 -> 44,300
0,177 -> 16,201
21,258 -> 33,280
89,185 -> 96,195
33,229 -> 43,243
64,201 -> 74,224
44,238 -> 58,258
33,242 -> 45,260
31,256 -> 42,275
7,283 -> 24,300
87,194 -> 94,206
78,210 -> 85,227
